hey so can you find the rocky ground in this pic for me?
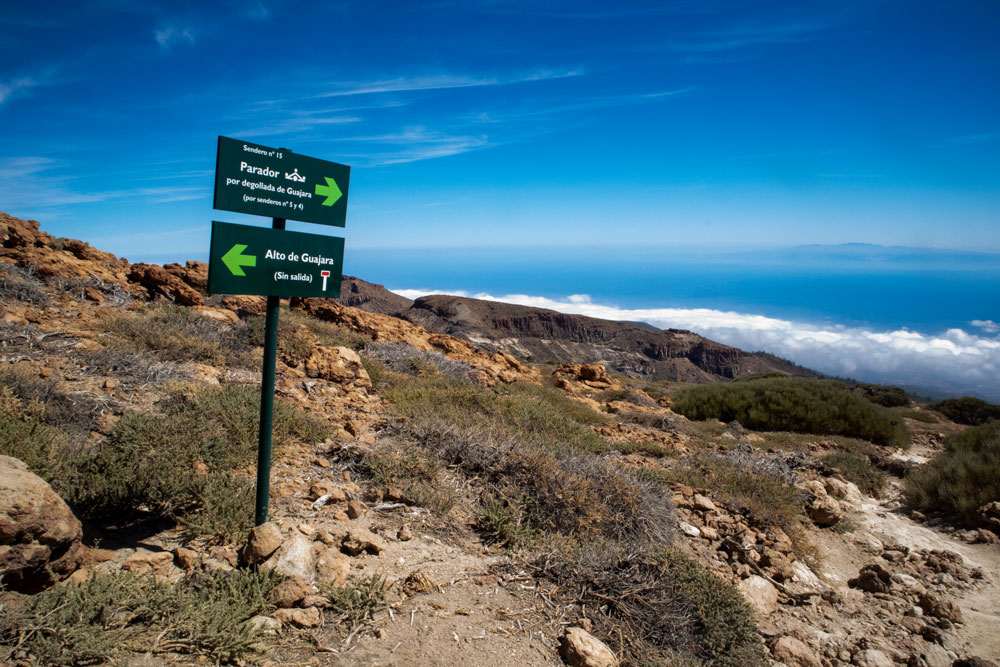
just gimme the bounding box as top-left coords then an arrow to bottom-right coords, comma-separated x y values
1,212 -> 998,666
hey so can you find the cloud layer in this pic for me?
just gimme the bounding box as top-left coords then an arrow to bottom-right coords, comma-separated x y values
392,289 -> 1000,401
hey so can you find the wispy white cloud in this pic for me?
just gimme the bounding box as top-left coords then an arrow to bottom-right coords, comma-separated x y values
316,68 -> 583,98
337,126 -> 491,165
943,132 -> 1000,147
0,156 -> 207,211
0,76 -> 43,106
672,20 -> 833,55
972,320 -> 1000,334
154,25 -> 195,49
390,288 -> 1000,401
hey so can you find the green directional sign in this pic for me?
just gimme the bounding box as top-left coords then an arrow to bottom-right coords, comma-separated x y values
213,136 -> 351,227
208,221 -> 344,298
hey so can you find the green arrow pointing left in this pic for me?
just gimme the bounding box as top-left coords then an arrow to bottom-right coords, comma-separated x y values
221,244 -> 256,276
315,176 -> 342,207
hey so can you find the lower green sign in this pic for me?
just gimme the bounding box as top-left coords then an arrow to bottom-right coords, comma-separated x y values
208,221 -> 344,298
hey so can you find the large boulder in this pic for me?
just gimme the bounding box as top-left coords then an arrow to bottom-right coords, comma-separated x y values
0,456 -> 83,592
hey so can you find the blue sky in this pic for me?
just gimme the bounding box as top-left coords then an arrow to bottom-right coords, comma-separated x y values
2,1 -> 999,398
2,0 -> 998,257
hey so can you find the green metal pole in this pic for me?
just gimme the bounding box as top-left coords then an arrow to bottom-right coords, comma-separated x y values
254,216 -> 286,525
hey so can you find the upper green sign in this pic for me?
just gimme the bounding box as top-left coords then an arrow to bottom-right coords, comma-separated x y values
207,221 -> 344,298
214,136 -> 351,227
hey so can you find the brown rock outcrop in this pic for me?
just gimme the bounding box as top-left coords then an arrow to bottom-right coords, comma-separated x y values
128,263 -> 204,306
291,298 -> 538,385
0,455 -> 83,592
304,345 -> 372,390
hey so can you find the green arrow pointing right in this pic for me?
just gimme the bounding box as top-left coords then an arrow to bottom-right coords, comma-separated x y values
221,244 -> 256,276
315,176 -> 342,207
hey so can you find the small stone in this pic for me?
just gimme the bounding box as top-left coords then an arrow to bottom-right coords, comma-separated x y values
918,592 -> 963,623
771,636 -> 822,667
103,378 -> 118,390
699,525 -> 718,540
309,480 -> 346,501
346,500 -> 365,519
679,522 -> 701,538
397,524 -> 413,541
333,511 -> 350,522
243,522 -> 283,565
297,523 -> 316,537
273,607 -> 321,628
315,548 -> 352,587
268,577 -> 312,609
249,615 -> 280,635
692,493 -> 717,512
312,457 -> 330,468
385,486 -> 405,502
891,572 -> 925,594
173,547 -> 200,570
737,575 -> 779,616
341,527 -> 385,556
558,626 -> 618,667
209,545 -> 239,567
848,563 -> 892,594
261,533 -> 316,583
122,550 -> 173,574
854,648 -> 893,667
300,595 -> 328,608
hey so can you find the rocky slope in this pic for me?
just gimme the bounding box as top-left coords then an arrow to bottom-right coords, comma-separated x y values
333,275 -> 815,382
0,211 -> 997,667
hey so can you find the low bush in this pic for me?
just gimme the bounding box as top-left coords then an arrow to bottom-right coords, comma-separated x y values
101,303 -> 254,368
364,341 -> 478,381
0,262 -> 50,307
931,396 -> 1000,426
323,575 -> 392,633
383,376 -> 609,455
406,422 -> 676,548
0,368 -> 102,439
0,568 -> 281,665
821,451 -> 886,498
7,383 -> 327,542
851,382 -> 909,407
905,421 -> 1000,523
0,386 -> 71,479
895,407 -> 940,423
534,549 -> 766,666
643,453 -> 804,548
672,377 -> 909,447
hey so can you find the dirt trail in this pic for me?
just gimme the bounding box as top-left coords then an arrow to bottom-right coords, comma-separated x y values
854,442 -> 1000,661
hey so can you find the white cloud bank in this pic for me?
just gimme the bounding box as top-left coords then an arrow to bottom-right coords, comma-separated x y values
392,288 -> 1000,401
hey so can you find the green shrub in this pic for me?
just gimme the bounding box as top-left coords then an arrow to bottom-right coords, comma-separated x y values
821,451 -> 886,498
896,408 -> 940,423
672,377 -> 909,447
323,575 -> 392,632
384,376 -> 609,455
479,494 -> 539,549
0,386 -> 70,480
905,421 -> 1000,522
55,384 -> 327,540
851,382 -> 909,407
931,396 -> 1000,426
101,303 -> 254,368
0,569 -> 281,665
